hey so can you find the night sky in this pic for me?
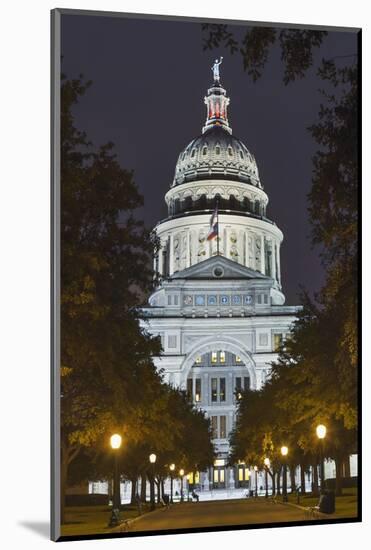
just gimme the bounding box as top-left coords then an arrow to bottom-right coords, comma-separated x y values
61,13 -> 357,305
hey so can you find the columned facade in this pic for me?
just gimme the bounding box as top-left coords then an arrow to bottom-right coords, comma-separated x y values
141,67 -> 300,493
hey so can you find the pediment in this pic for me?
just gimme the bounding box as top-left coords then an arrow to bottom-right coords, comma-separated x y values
170,255 -> 270,281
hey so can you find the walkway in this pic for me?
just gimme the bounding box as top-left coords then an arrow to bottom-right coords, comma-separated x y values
128,498 -> 313,532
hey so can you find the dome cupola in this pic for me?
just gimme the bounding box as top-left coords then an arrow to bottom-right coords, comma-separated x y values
172,59 -> 261,189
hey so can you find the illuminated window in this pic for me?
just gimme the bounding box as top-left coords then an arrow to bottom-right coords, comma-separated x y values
273,333 -> 283,351
244,468 -> 250,481
195,471 -> 200,484
213,469 -> 219,482
220,469 -> 225,482
238,468 -> 244,481
220,416 -> 226,438
220,378 -> 226,402
236,355 -> 241,363
211,379 -> 218,402
211,351 -> 217,364
195,378 -> 201,402
195,356 -> 202,364
211,416 -> 218,438
220,351 -> 225,363
188,472 -> 194,484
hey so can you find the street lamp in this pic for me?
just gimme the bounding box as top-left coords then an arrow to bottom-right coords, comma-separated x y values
169,463 -> 175,503
264,457 -> 270,498
316,424 -> 327,492
281,446 -> 288,503
149,453 -> 157,511
179,469 -> 185,502
253,465 -> 258,497
108,433 -> 122,527
186,474 -> 191,501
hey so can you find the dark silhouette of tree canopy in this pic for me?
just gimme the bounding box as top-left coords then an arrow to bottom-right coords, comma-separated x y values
60,74 -> 214,522
202,24 -> 327,84
217,27 -> 359,496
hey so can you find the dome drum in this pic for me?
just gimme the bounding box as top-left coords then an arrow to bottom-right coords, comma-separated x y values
167,193 -> 266,218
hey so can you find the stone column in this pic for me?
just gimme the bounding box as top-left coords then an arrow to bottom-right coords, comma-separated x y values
158,241 -> 164,275
271,240 -> 276,281
277,243 -> 281,285
260,234 -> 265,275
204,372 -> 210,406
245,231 -> 249,267
229,466 -> 235,489
186,230 -> 191,268
228,372 -> 234,404
203,470 -> 210,491
169,233 -> 174,275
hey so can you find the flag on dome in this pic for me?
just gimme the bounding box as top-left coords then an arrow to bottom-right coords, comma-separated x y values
207,206 -> 219,241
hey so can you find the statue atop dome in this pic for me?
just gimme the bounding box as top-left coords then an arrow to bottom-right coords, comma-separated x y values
212,57 -> 223,82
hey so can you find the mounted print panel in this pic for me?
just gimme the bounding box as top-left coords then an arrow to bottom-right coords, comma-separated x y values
51,8 -> 361,542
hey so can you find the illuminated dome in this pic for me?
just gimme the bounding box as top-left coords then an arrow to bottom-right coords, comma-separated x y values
172,125 -> 260,188
172,80 -> 261,188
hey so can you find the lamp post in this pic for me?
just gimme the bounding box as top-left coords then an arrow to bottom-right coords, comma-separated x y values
186,474 -> 191,501
316,424 -> 327,492
169,464 -> 175,503
281,446 -> 288,503
264,457 -> 270,498
149,453 -> 157,511
179,469 -> 185,502
253,465 -> 258,497
108,433 -> 122,527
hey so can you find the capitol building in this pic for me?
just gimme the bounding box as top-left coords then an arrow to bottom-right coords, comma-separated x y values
140,61 -> 300,491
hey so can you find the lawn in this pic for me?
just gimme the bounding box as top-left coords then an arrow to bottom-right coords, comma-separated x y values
61,503 -> 151,537
281,488 -> 358,519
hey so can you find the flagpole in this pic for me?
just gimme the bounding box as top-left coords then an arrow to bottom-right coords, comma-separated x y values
216,199 -> 220,256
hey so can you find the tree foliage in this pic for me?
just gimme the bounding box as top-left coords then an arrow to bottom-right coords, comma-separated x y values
218,32 -> 359,493
60,74 -> 214,520
202,24 -> 327,84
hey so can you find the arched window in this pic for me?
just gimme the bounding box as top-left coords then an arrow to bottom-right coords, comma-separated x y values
202,146 -> 208,156
174,198 -> 180,214
228,147 -> 233,157
184,195 -> 193,210
229,194 -> 237,209
215,144 -> 221,155
191,148 -> 196,158
239,150 -> 244,160
255,200 -> 260,215
199,194 -> 207,209
242,197 -> 250,211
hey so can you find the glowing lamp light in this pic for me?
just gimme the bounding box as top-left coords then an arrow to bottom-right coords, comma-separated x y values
186,474 -> 190,480
110,434 -> 122,450
281,446 -> 288,457
195,393 -> 200,402
253,465 -> 258,472
149,453 -> 157,464
316,424 -> 327,440
169,463 -> 175,472
179,469 -> 185,476
264,457 -> 270,468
